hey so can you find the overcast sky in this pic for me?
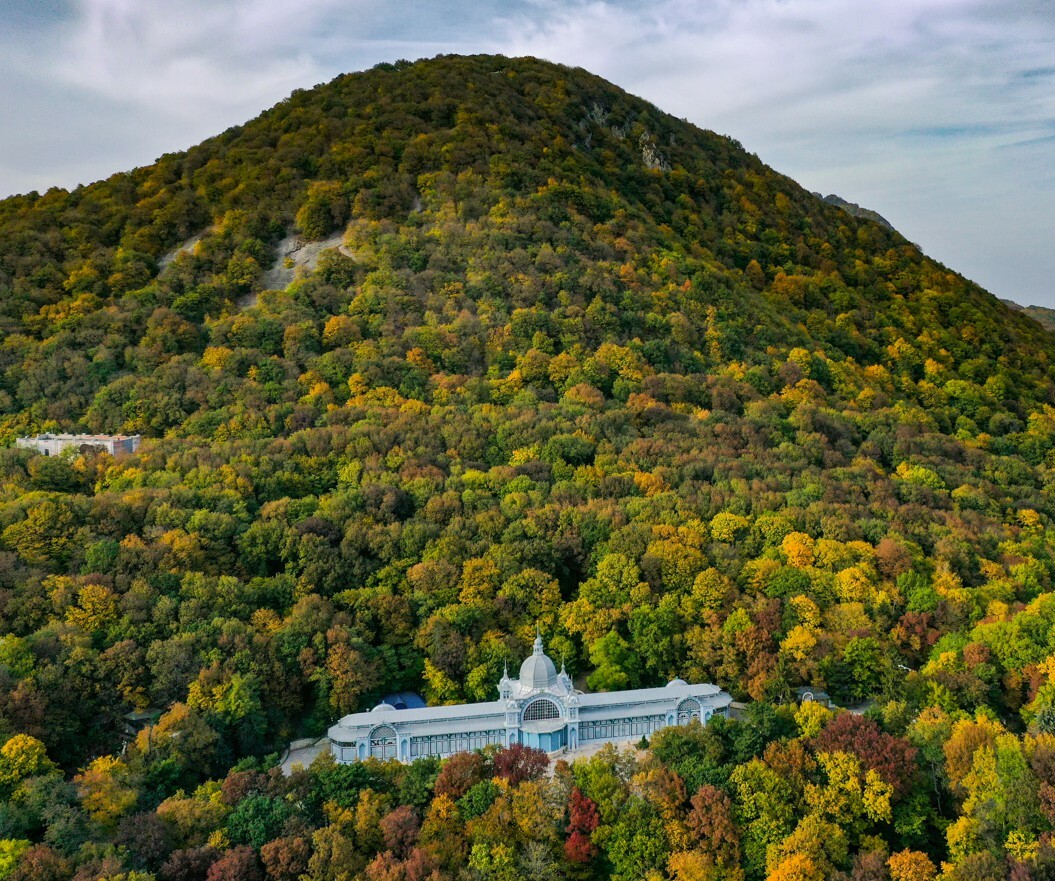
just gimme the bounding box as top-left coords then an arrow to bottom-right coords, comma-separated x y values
2,0 -> 1053,306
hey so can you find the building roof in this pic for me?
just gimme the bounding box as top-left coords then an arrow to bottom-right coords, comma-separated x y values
794,686 -> 831,701
577,682 -> 730,713
20,433 -> 139,442
334,699 -> 508,733
381,691 -> 427,710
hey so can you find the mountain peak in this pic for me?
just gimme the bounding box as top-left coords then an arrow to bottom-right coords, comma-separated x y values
813,192 -> 895,231
0,53 -> 1050,438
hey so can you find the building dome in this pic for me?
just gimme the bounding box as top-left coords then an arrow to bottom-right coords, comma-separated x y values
371,702 -> 396,713
519,633 -> 557,689
666,678 -> 688,688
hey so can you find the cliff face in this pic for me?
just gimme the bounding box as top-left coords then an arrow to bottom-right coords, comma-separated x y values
814,192 -> 895,231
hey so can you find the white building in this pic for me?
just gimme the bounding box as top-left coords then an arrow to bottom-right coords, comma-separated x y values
328,634 -> 732,763
16,434 -> 141,457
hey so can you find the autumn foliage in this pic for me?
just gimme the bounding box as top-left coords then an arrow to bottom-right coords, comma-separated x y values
0,52 -> 1055,881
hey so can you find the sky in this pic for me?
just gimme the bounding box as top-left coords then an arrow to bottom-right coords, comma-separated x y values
2,0 -> 1053,306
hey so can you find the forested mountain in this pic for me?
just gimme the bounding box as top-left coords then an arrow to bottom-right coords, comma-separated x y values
1003,299 -> 1055,334
3,54 -> 1055,881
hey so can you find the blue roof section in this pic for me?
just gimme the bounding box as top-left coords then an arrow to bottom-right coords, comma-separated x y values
381,692 -> 426,710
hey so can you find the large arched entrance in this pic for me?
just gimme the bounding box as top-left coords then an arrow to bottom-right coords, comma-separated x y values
677,698 -> 702,725
521,698 -> 566,751
369,725 -> 398,760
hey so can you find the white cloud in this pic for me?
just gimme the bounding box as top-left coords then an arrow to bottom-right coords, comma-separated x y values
50,0 -> 348,113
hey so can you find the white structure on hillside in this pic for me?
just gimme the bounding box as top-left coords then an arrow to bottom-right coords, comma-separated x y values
16,434 -> 141,457
328,633 -> 732,763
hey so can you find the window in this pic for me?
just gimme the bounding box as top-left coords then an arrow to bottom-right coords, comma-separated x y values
369,725 -> 397,760
677,699 -> 701,725
523,699 -> 560,722
580,715 -> 665,742
410,730 -> 505,759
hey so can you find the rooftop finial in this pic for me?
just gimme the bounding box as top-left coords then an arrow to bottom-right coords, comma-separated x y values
533,625 -> 544,655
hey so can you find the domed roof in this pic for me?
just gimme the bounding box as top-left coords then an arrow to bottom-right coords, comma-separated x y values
519,633 -> 557,689
666,678 -> 688,688
371,702 -> 396,713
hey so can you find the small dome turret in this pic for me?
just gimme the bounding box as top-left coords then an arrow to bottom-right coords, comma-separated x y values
371,701 -> 396,713
556,658 -> 573,692
518,632 -> 557,690
498,661 -> 513,698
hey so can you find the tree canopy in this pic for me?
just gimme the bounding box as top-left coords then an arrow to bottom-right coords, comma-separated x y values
2,53 -> 1055,880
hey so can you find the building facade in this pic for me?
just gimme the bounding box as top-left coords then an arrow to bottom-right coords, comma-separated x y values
16,433 -> 141,457
328,634 -> 733,764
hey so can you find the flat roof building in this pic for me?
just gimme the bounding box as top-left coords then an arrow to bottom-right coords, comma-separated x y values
328,634 -> 732,763
16,433 -> 141,457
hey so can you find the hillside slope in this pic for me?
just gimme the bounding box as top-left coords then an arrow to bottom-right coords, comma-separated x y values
2,54 -> 1055,879
1,54 -> 1052,438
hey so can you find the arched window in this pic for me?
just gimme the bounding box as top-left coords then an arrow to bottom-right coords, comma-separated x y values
523,699 -> 561,722
677,698 -> 701,726
369,725 -> 397,760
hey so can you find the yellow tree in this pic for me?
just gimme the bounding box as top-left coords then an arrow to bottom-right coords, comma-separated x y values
669,850 -> 745,881
710,513 -> 750,544
66,583 -> 120,634
308,808 -> 367,881
510,780 -> 561,848
0,734 -> 57,793
419,794 -> 467,870
766,816 -> 847,879
75,755 -> 138,830
887,849 -> 938,881
0,841 -> 33,880
803,751 -> 892,836
766,853 -> 823,881
943,713 -> 1004,797
156,788 -> 230,847
781,533 -> 815,569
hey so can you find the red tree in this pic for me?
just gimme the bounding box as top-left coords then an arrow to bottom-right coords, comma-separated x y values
493,744 -> 549,785
433,751 -> 488,800
814,713 -> 918,798
9,846 -> 72,881
363,848 -> 438,881
564,787 -> 600,864
206,847 -> 262,881
891,612 -> 940,664
686,785 -> 740,867
260,836 -> 311,881
220,770 -> 267,806
381,805 -> 421,858
160,847 -> 220,881
116,811 -> 175,870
